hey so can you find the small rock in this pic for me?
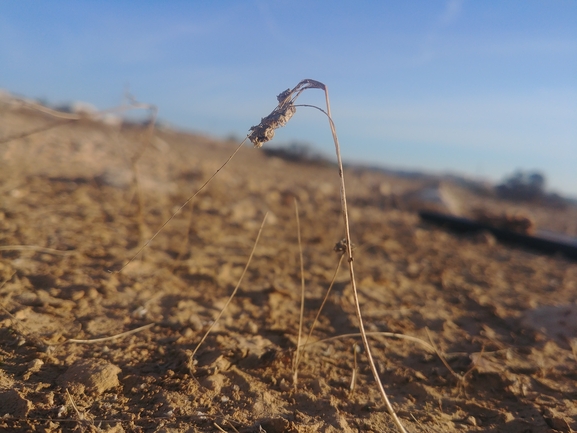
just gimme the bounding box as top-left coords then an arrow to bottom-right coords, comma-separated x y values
27,358 -> 44,373
23,358 -> 44,380
181,327 -> 194,338
543,407 -> 571,432
279,378 -> 291,392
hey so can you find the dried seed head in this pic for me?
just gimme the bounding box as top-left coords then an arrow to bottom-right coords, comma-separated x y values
275,104 -> 297,128
248,104 -> 296,148
249,79 -> 326,148
248,122 -> 276,148
277,89 -> 292,103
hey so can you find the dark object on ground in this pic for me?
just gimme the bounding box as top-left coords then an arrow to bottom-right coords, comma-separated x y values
471,209 -> 534,234
419,210 -> 577,260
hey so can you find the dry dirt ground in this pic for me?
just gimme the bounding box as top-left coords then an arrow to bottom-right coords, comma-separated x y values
1,102 -> 577,433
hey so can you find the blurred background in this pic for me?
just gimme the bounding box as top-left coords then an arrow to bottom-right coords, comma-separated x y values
1,1 -> 576,196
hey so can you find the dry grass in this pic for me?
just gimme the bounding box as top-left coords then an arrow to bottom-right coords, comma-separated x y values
248,79 -> 408,432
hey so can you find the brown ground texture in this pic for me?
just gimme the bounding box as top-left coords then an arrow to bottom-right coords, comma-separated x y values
1,101 -> 576,433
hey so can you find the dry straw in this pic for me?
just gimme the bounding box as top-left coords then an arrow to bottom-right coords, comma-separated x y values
292,198 -> 306,389
249,79 -> 408,433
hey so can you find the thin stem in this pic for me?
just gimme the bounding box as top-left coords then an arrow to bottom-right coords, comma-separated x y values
191,212 -> 268,358
67,323 -> 155,344
302,253 -> 345,348
425,327 -> 463,380
301,331 -> 436,353
115,138 -> 247,273
322,85 -> 407,433
293,198 -> 306,388
66,389 -> 86,422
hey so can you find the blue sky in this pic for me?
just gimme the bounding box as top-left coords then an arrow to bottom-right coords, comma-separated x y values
1,1 -> 576,196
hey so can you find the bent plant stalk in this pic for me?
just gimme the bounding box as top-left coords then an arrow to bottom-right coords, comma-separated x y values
248,79 -> 407,433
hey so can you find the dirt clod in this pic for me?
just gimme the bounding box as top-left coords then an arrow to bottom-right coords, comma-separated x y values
57,359 -> 121,395
0,389 -> 31,417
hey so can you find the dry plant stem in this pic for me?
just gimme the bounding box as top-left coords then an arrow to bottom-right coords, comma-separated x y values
66,389 -> 85,421
350,344 -> 359,394
302,331 -> 436,353
293,198 -> 306,388
0,119 -> 74,144
302,253 -> 345,348
131,161 -> 148,245
191,212 -> 268,358
125,95 -> 158,169
322,86 -> 407,433
250,79 -> 406,432
169,201 -> 197,273
67,323 -> 154,344
0,96 -> 157,145
116,94 -> 158,246
213,423 -> 227,433
117,139 -> 247,272
425,327 -> 462,380
225,419 -> 241,433
17,97 -> 155,121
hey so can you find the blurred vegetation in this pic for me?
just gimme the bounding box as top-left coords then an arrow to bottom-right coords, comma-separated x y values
496,170 -> 566,208
262,142 -> 333,167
